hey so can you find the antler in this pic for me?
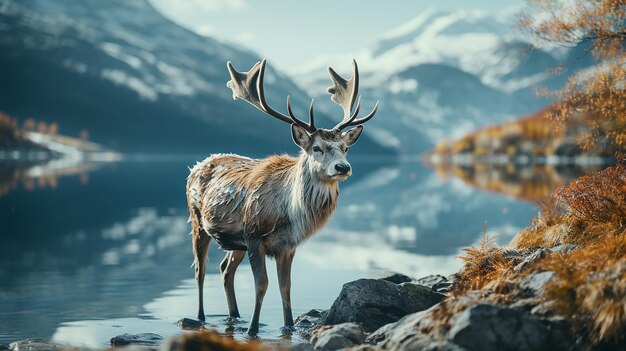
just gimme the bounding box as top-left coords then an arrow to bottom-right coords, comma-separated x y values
226,59 -> 316,133
327,59 -> 379,130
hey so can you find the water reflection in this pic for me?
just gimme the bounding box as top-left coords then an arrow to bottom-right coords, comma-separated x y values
0,157 -> 542,347
428,161 -> 602,202
0,158 -> 102,196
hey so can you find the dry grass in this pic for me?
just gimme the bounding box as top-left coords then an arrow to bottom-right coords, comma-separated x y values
539,234 -> 626,345
451,158 -> 626,348
452,235 -> 512,295
166,330 -> 269,351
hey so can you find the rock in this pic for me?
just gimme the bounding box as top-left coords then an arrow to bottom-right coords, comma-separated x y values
110,333 -> 163,347
348,345 -> 378,351
374,308 -> 445,350
549,244 -> 577,253
295,309 -> 327,327
399,283 -> 446,312
448,304 -> 550,351
364,322 -> 395,345
530,301 -> 558,318
8,339 -> 92,351
311,323 -> 365,350
295,309 -> 329,340
289,343 -> 314,351
509,298 -> 541,313
520,271 -> 556,297
323,279 -> 445,332
313,334 -> 352,350
176,318 -> 203,330
416,274 -> 448,288
513,249 -> 550,272
114,346 -> 158,351
371,271 -> 413,284
417,274 -> 454,294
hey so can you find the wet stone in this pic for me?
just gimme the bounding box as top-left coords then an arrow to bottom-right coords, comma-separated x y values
8,338 -> 92,351
176,318 -> 203,330
110,333 -> 163,347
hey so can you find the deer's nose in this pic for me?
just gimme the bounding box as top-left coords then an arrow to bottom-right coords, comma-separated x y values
335,164 -> 351,174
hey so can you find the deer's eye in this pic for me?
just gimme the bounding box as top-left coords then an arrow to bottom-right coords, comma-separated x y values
312,146 -> 323,154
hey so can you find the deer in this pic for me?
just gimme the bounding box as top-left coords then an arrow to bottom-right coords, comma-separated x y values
186,58 -> 379,336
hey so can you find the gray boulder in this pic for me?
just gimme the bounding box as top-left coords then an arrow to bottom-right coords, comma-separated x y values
416,274 -> 448,287
374,308 -> 464,351
370,271 -> 413,284
311,323 -> 365,350
520,271 -> 556,297
513,249 -> 550,272
323,279 -> 445,332
449,304 -> 550,351
417,274 -> 453,294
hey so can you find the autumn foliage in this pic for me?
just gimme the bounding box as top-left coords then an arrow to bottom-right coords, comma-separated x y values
452,157 -> 626,348
522,0 -> 626,150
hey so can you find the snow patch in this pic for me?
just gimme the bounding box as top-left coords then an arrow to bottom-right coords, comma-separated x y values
389,78 -> 418,94
100,42 -> 142,70
62,59 -> 88,74
101,69 -> 158,101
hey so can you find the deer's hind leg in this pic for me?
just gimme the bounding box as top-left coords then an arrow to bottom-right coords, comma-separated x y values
191,208 -> 212,321
220,250 -> 245,319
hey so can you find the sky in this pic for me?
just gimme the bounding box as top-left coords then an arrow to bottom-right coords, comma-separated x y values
149,0 -> 525,73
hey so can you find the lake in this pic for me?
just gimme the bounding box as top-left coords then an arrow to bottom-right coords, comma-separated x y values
0,155 -> 563,348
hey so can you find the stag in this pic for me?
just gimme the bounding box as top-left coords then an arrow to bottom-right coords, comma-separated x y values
186,59 -> 379,336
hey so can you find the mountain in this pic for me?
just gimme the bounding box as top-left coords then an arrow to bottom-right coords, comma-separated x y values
292,8 -> 595,152
0,0 -> 391,155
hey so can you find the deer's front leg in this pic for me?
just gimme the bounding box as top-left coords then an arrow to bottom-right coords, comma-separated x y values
247,238 -> 268,336
276,249 -> 295,327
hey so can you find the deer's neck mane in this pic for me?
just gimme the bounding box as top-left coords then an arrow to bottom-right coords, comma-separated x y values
287,153 -> 339,240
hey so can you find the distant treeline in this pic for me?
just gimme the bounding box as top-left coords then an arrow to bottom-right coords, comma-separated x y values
433,106 -> 621,158
0,111 -> 89,150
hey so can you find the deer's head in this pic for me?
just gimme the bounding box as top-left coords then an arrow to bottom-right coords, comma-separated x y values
226,59 -> 379,182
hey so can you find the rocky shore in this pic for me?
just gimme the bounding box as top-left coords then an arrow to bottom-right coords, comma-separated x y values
0,267 -> 577,351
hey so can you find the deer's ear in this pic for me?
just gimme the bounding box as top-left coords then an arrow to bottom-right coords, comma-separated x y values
291,124 -> 311,149
341,125 -> 363,147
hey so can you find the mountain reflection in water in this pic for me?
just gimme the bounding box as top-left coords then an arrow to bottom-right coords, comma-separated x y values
0,156 -> 560,347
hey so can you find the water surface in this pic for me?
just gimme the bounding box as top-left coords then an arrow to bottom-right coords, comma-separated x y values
0,156 -> 543,348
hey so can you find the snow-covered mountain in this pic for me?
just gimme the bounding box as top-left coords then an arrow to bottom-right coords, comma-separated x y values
0,0 -> 389,155
292,8 -> 593,152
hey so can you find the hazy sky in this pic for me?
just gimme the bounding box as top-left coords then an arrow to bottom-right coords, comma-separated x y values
149,0 -> 525,72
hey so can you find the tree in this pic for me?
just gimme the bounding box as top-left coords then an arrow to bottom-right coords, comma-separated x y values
522,0 -> 626,150
37,121 -> 47,134
48,122 -> 58,136
79,129 -> 89,140
22,118 -> 35,131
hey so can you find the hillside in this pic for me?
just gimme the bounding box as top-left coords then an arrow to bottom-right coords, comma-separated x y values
0,0 -> 390,155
